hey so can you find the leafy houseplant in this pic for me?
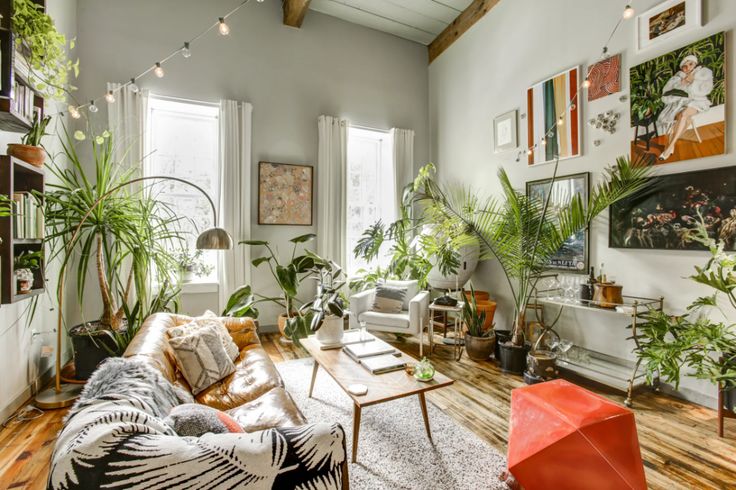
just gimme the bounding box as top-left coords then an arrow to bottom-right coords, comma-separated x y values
11,0 -> 79,100
44,128 -> 184,377
419,156 -> 652,374
307,258 -> 347,344
174,248 -> 214,282
8,111 -> 51,167
462,283 -> 496,361
14,249 -> 42,293
636,219 -> 736,394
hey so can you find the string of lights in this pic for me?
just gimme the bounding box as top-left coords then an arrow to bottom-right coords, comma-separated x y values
515,3 -> 636,163
58,0 -> 264,120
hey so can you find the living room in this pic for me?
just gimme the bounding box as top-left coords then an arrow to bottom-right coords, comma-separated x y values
0,0 -> 734,488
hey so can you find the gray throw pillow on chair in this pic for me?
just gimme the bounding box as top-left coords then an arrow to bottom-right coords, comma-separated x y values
372,285 -> 407,313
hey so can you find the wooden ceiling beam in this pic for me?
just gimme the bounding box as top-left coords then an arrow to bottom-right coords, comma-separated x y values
283,0 -> 312,28
428,0 -> 500,63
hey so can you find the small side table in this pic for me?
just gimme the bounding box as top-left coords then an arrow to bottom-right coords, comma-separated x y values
428,302 -> 464,361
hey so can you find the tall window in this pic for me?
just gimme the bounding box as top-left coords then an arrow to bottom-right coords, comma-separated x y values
145,95 -> 220,282
346,127 -> 395,276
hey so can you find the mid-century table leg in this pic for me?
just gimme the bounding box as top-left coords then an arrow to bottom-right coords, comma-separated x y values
419,316 -> 423,357
308,361 -> 319,398
352,403 -> 362,463
418,392 -> 432,443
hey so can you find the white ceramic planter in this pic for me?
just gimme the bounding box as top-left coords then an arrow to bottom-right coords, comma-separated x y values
316,316 -> 344,344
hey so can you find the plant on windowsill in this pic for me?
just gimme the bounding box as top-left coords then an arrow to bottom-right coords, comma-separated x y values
43,127 -> 185,379
13,249 -> 42,294
7,111 -> 51,167
462,283 -> 496,361
418,155 -> 652,374
173,248 -> 214,283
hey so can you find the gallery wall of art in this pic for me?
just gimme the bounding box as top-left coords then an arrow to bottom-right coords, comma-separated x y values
429,0 -> 735,406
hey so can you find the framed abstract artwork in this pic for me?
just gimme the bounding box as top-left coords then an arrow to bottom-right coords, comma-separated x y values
258,162 -> 313,225
630,32 -> 726,165
494,109 -> 518,152
526,172 -> 590,272
610,166 -> 736,251
526,66 -> 582,166
587,54 -> 621,102
636,0 -> 702,52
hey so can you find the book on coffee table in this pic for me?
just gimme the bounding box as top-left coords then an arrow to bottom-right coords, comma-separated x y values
360,353 -> 407,374
344,338 -> 396,360
310,330 -> 377,350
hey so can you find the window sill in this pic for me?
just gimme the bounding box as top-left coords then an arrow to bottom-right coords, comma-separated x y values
181,281 -> 219,294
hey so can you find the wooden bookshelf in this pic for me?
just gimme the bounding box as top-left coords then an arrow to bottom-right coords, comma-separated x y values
0,155 -> 45,304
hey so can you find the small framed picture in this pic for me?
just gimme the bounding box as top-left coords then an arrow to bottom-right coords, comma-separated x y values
636,0 -> 701,52
493,109 -> 518,153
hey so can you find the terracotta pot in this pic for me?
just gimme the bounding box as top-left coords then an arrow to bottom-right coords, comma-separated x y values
277,312 -> 296,343
464,333 -> 496,361
7,143 -> 46,167
463,290 -> 490,302
475,300 -> 497,329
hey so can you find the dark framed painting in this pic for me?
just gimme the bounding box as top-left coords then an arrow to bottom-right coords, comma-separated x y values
526,172 -> 590,272
610,166 -> 736,250
258,162 -> 313,225
630,31 -> 726,165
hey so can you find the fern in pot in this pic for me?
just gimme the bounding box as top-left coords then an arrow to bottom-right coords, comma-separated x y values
462,283 -> 496,361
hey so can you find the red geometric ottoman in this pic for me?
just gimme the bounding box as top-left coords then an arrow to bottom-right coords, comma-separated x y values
507,379 -> 647,489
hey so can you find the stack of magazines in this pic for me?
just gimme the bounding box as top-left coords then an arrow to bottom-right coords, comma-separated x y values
344,337 -> 406,374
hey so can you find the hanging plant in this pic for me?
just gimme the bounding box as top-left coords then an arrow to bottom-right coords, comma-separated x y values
11,0 -> 79,99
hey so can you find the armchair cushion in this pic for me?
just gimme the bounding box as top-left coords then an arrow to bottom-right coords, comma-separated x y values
359,310 -> 411,329
384,279 -> 418,309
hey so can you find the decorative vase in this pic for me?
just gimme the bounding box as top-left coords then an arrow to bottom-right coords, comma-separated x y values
414,357 -> 435,382
15,268 -> 34,293
7,143 -> 46,167
315,315 -> 344,344
464,333 -> 496,361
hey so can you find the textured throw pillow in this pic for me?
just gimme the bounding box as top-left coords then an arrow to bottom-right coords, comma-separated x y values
385,279 -> 418,309
169,314 -> 240,361
164,403 -> 244,437
169,326 -> 236,395
372,285 -> 407,313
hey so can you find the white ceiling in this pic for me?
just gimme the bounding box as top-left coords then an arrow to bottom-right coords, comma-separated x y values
309,0 -> 473,45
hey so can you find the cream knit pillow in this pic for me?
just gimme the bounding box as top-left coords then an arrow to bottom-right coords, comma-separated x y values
169,325 -> 236,395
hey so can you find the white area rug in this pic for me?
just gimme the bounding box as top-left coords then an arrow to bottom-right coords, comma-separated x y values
276,358 -> 508,490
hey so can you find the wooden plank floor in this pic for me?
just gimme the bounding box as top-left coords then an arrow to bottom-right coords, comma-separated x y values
2,331 -> 735,489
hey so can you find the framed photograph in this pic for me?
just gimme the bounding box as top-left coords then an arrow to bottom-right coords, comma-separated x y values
526,66 -> 582,166
610,167 -> 736,251
587,54 -> 621,102
630,32 -> 726,165
494,109 -> 518,152
636,0 -> 701,52
526,172 -> 590,272
258,162 -> 313,225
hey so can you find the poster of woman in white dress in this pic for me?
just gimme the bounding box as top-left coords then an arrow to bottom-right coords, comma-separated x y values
630,32 -> 725,165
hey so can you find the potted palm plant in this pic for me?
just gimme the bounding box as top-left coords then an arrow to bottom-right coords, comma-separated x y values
462,283 -> 496,361
419,156 -> 652,374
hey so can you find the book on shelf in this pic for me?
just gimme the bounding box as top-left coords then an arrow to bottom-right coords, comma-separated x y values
12,191 -> 43,240
360,353 -> 406,375
344,337 -> 396,361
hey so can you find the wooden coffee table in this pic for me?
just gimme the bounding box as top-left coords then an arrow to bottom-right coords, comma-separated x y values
301,337 -> 454,462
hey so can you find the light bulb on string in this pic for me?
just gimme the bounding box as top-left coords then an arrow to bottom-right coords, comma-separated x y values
623,5 -> 635,19
582,79 -> 591,89
218,17 -> 230,36
154,62 -> 165,78
541,138 -> 546,146
68,105 -> 81,119
182,42 -> 191,58
526,149 -> 533,156
105,90 -> 116,103
558,116 -> 564,125
129,78 -> 139,93
88,100 -> 98,113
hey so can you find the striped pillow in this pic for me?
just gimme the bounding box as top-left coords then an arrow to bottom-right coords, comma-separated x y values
372,285 -> 407,313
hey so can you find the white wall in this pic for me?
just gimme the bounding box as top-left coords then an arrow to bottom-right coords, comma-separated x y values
74,0 -> 429,326
429,0 -> 736,406
0,0 -> 77,421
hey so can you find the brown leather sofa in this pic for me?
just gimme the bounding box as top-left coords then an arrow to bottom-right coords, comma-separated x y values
125,313 -> 308,432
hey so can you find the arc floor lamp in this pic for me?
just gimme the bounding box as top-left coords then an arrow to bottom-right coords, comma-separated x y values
35,176 -> 232,409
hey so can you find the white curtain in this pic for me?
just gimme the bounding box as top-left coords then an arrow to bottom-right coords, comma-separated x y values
218,100 -> 253,311
317,115 -> 349,266
391,128 -> 414,209
107,82 -> 148,175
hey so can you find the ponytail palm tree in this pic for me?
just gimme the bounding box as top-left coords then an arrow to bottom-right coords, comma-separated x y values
418,155 -> 652,347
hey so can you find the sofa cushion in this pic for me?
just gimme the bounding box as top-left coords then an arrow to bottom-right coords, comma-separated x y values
164,403 -> 244,437
384,279 -> 418,310
359,310 -> 411,329
372,285 -> 407,313
169,326 -> 237,395
196,344 -> 284,410
227,387 -> 307,432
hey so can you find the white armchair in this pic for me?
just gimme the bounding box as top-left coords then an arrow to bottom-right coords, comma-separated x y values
349,279 -> 430,355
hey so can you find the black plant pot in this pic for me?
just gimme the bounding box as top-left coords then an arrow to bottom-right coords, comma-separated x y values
69,322 -> 118,380
498,341 -> 530,375
494,329 -> 512,361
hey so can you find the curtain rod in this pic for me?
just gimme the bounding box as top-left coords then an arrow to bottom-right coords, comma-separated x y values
350,123 -> 390,134
150,92 -> 220,108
